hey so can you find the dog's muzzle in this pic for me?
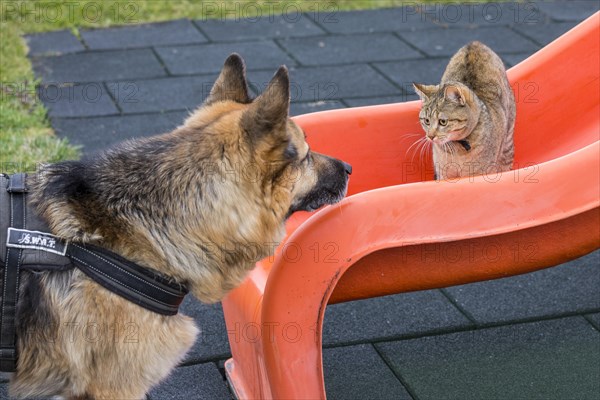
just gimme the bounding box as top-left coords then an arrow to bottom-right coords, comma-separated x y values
287,157 -> 351,216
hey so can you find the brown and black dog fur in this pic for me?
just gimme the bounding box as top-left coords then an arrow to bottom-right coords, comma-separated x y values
7,54 -> 351,399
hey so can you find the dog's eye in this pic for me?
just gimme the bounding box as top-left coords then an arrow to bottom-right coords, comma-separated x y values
439,119 -> 448,126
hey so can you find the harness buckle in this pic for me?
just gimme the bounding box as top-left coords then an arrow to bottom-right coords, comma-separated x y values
6,173 -> 28,193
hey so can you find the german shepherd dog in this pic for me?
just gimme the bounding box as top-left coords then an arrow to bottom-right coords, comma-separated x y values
6,54 -> 351,398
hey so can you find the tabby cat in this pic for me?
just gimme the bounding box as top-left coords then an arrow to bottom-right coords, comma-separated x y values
413,41 -> 516,180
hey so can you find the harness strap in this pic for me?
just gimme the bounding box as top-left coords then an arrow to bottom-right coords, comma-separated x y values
1,174 -> 188,372
1,173 -> 27,372
67,244 -> 187,316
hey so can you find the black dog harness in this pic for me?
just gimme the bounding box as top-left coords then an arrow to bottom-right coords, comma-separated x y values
0,173 -> 188,372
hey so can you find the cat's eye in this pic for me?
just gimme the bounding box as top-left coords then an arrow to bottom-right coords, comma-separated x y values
424,118 -> 430,125
439,119 -> 448,126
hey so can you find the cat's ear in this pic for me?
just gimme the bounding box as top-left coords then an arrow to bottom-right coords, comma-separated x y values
444,85 -> 466,106
413,83 -> 437,101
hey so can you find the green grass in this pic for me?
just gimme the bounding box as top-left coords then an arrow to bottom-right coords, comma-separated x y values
0,0 -> 497,168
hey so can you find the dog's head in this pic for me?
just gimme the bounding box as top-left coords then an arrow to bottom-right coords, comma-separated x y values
184,54 -> 351,220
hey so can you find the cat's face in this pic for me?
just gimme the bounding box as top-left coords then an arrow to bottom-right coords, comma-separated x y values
413,83 -> 479,145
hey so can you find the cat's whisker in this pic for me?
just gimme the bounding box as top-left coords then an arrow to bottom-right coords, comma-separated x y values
399,133 -> 423,141
406,137 -> 426,161
416,139 -> 428,165
410,138 -> 428,165
448,142 -> 458,175
420,140 -> 432,166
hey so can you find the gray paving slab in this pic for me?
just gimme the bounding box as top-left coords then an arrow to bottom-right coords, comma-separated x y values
536,0 -> 599,21
290,100 -> 345,116
444,250 -> 600,325
106,75 -> 217,114
501,52 -> 534,67
278,33 -> 423,66
323,344 -> 412,400
196,13 -> 325,41
52,111 -> 187,151
587,313 -> 600,330
0,384 -> 7,399
374,58 -> 449,93
156,41 -> 295,75
512,20 -> 579,46
376,316 -> 600,400
399,26 -> 539,57
32,49 -> 166,83
344,95 -> 417,107
24,30 -> 84,56
308,6 -> 438,34
323,290 -> 473,346
247,64 -> 401,102
420,1 -> 548,27
148,362 -> 232,400
37,82 -> 119,118
179,297 -> 231,363
80,19 -> 207,50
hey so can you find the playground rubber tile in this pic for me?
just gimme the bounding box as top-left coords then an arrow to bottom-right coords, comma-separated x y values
309,6 -> 437,34
323,344 -> 412,400
52,111 -> 187,151
290,100 -> 345,116
444,250 -> 600,325
179,297 -> 231,363
24,30 -> 84,56
106,75 -> 217,114
500,53 -> 533,67
247,64 -> 401,102
376,316 -> 600,400
31,49 -> 166,83
421,1 -> 547,27
37,82 -> 118,118
279,33 -> 422,66
148,363 -> 232,400
399,26 -> 539,57
196,13 -> 325,41
344,95 -> 417,107
374,58 -> 449,93
322,290 -> 473,346
512,21 -> 579,46
587,313 -> 600,330
81,19 -> 207,50
536,0 -> 600,22
155,41 -> 295,75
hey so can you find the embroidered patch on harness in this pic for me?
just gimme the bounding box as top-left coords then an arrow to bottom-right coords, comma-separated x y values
6,228 -> 68,256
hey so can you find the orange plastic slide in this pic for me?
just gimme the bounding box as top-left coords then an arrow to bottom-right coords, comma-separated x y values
222,13 -> 600,399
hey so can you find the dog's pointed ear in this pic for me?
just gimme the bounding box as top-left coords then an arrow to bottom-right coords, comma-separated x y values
242,66 -> 290,138
205,53 -> 251,104
413,83 -> 438,101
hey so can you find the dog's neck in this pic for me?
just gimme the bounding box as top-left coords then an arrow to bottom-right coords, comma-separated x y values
30,147 -> 287,303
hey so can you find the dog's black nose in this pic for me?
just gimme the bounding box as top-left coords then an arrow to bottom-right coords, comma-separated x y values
342,162 -> 352,175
